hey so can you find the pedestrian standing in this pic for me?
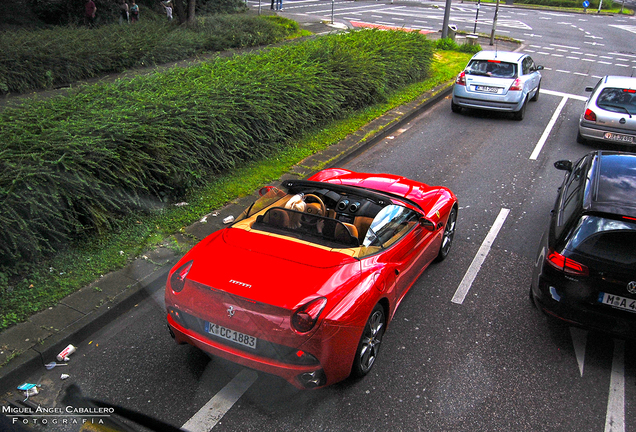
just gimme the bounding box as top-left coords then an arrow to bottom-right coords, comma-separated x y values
270,0 -> 275,9
162,1 -> 173,20
119,0 -> 129,24
85,0 -> 97,27
130,0 -> 139,22
276,0 -> 282,10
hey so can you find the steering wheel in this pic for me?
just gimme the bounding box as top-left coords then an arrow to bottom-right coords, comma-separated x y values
303,194 -> 326,217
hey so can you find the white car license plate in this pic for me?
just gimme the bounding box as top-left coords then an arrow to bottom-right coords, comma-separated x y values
205,321 -> 257,349
598,292 -> 636,314
604,132 -> 634,143
474,85 -> 499,93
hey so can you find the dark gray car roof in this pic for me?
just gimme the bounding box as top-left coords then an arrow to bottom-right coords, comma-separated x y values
585,151 -> 636,219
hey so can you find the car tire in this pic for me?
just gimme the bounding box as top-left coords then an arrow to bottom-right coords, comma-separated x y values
513,97 -> 527,121
531,82 -> 540,102
351,304 -> 385,378
435,206 -> 457,262
451,100 -> 462,114
576,130 -> 587,144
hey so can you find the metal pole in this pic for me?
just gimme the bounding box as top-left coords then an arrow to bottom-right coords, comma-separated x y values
489,0 -> 499,45
473,0 -> 481,34
258,0 -> 261,15
597,0 -> 603,13
331,0 -> 335,24
441,0 -> 452,38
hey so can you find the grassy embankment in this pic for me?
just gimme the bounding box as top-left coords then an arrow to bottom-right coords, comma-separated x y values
0,14 -> 305,94
0,28 -> 474,332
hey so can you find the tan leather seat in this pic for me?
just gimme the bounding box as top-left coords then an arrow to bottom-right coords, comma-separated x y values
334,222 -> 358,244
263,208 -> 290,229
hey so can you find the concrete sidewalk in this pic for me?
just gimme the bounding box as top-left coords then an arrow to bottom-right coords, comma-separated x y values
0,17 -> 518,392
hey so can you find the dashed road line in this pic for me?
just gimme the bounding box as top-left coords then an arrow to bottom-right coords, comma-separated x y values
451,208 -> 510,305
182,369 -> 258,432
605,339 -> 625,432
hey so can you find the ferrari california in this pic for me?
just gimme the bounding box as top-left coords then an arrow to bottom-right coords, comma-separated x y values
165,169 -> 458,389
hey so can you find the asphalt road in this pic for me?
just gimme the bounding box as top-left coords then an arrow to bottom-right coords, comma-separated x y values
2,2 -> 636,432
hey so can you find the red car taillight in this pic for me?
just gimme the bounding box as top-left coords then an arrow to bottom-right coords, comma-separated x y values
584,109 -> 597,122
509,78 -> 523,91
455,71 -> 466,86
169,260 -> 193,293
546,250 -> 589,277
291,297 -> 327,333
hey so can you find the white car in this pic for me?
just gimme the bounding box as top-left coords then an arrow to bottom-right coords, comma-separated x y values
451,51 -> 543,121
578,76 -> 636,146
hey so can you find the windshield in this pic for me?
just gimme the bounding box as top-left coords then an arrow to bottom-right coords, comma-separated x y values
362,204 -> 420,248
466,60 -> 517,78
596,87 -> 636,115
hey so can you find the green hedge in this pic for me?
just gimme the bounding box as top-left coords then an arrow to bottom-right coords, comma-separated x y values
0,29 -> 434,268
0,14 -> 298,94
513,0 -> 614,8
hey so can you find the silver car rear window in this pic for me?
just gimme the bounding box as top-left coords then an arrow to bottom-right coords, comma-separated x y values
466,60 -> 517,78
596,88 -> 636,115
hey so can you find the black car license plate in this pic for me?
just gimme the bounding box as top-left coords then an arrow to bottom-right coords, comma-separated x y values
598,292 -> 636,314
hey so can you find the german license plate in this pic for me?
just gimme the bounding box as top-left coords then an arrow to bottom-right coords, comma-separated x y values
475,85 -> 499,93
604,132 -> 634,143
205,321 -> 257,349
598,292 -> 636,314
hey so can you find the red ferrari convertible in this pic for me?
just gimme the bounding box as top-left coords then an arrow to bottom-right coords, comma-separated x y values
165,169 -> 457,389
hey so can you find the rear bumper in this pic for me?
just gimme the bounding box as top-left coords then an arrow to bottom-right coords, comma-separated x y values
578,121 -> 636,145
531,277 -> 636,339
453,94 -> 523,112
167,314 -> 361,389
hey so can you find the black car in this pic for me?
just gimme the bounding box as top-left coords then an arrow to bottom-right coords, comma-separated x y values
530,151 -> 636,337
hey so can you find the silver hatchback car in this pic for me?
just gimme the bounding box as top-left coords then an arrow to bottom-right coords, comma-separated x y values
578,76 -> 636,146
451,51 -> 543,120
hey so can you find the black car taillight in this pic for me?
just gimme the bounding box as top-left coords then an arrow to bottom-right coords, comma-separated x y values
169,260 -> 193,293
546,249 -> 589,277
291,297 -> 327,333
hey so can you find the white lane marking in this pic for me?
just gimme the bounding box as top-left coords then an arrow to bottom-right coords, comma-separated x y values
530,95 -> 567,161
451,208 -> 510,305
569,327 -> 587,377
542,89 -> 587,101
182,369 -> 258,432
604,339 -> 625,432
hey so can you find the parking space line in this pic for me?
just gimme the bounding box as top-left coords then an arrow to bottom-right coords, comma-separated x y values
530,95 -> 567,160
605,339 -> 625,432
182,369 -> 258,432
451,208 -> 510,305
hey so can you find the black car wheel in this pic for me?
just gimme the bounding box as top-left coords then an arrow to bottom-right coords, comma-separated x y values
435,206 -> 457,262
513,97 -> 527,121
351,304 -> 385,378
451,100 -> 462,113
576,130 -> 587,144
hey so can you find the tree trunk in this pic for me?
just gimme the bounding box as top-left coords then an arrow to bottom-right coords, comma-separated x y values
187,0 -> 196,25
172,0 -> 187,24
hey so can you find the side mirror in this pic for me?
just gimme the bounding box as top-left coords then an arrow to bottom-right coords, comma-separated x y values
554,160 -> 573,172
258,186 -> 274,197
419,217 -> 436,232
585,86 -> 594,92
536,65 -> 544,71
